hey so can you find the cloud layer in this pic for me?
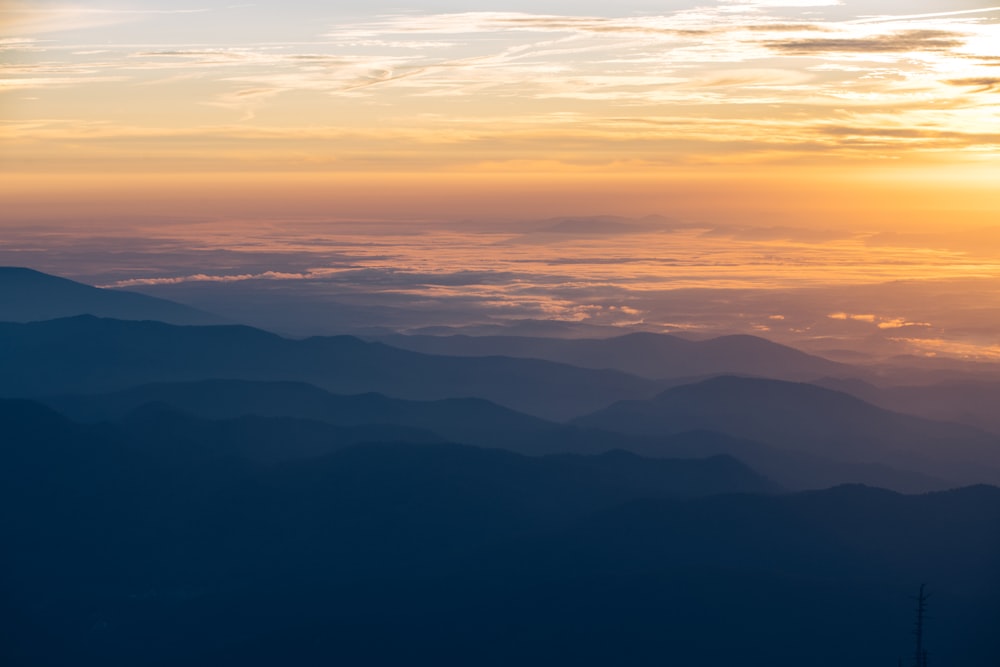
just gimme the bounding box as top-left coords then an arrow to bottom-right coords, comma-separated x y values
2,1 -> 1000,171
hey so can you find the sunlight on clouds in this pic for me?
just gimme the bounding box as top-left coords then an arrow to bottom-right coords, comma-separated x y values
893,337 -> 1000,361
2,1 -> 999,172
1,1 -> 999,355
828,312 -> 933,330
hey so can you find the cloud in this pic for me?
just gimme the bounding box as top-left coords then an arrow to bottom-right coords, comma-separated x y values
0,76 -> 126,90
0,37 -> 40,51
5,3 -> 1000,167
890,337 -> 1000,361
877,318 -> 931,330
946,76 -> 1000,92
816,125 -> 1000,150
103,269 -> 346,288
849,7 -> 1000,25
0,3 -> 210,36
828,312 -> 931,330
829,312 -> 876,322
765,29 -> 966,54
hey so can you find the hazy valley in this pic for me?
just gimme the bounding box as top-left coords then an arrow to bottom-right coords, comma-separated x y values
1,268 -> 998,665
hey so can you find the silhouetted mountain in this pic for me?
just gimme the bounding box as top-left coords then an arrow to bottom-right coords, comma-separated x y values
0,267 -> 225,325
575,376 -> 1000,486
377,331 -> 853,381
1,399 -> 997,666
622,428 -> 947,493
119,403 -> 446,464
0,316 -> 662,420
44,379 -> 555,446
44,378 -> 946,492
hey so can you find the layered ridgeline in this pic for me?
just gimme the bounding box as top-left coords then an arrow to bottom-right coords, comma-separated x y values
0,313 -> 994,490
44,378 -> 977,492
376,331 -> 852,381
3,269 -> 1000,665
1,400 -> 997,666
574,376 -> 1000,488
0,315 -> 660,421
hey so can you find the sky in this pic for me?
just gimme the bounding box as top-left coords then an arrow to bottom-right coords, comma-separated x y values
2,0 -> 999,358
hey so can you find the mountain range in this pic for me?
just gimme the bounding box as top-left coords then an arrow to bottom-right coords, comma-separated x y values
1,399 -> 997,666
575,375 -> 1000,486
377,331 -> 852,381
0,315 -> 661,421
3,266 -> 1000,665
42,377 -> 967,492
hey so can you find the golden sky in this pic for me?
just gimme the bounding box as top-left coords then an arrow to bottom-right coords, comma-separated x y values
2,1 -> 999,356
3,1 -> 999,182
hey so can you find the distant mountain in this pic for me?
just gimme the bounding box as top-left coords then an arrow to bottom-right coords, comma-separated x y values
1,399 -> 997,666
0,397 -> 777,533
377,331 -> 853,381
575,376 -> 1000,486
816,377 -> 1000,436
45,379 -> 949,492
44,379 -> 557,449
0,316 -> 662,420
0,267 -> 225,325
621,428 -> 946,493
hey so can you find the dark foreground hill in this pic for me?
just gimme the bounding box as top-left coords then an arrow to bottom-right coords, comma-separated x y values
45,379 -> 948,492
575,375 -> 1000,486
0,267 -> 224,325
1,400 -> 997,666
377,331 -> 853,381
0,315 -> 662,420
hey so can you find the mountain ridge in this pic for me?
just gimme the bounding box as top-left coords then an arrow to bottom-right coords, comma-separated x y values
575,375 -> 1000,486
0,267 -> 226,326
0,315 -> 663,420
376,330 -> 853,381
43,378 -> 954,492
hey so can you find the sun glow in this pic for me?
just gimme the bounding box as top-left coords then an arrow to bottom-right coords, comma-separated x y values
2,0 -> 999,357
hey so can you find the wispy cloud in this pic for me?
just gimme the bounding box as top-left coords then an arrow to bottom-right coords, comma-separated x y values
3,2 -> 1000,168
849,6 -> 1000,24
765,29 -> 967,54
946,76 -> 1000,92
103,269 -> 342,288
0,3 -> 210,36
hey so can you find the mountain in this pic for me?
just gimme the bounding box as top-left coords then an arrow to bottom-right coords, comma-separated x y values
1,399 -> 996,666
43,379 -> 556,446
43,378 -> 948,491
0,316 -> 663,420
816,377 -> 1000,436
472,485 -> 1000,666
0,267 -> 225,325
376,331 -> 854,381
574,376 -> 1000,486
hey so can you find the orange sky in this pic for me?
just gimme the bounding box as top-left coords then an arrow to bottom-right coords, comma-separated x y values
3,1 -> 1000,209
2,1 -> 999,356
